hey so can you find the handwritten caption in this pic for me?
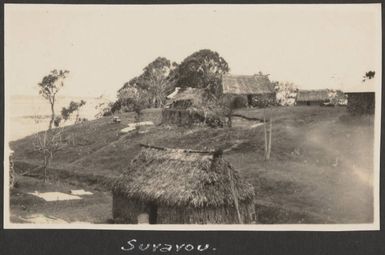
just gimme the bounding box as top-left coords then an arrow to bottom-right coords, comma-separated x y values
121,239 -> 216,253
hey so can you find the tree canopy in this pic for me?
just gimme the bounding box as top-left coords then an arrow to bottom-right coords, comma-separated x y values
61,100 -> 86,121
363,70 -> 375,82
118,57 -> 177,109
38,69 -> 69,130
115,50 -> 230,113
176,49 -> 229,97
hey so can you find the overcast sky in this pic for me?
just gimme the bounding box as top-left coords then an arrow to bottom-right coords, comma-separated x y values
5,4 -> 381,99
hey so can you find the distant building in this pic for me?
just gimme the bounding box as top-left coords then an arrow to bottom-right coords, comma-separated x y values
222,74 -> 276,108
296,89 -> 331,106
112,144 -> 255,224
345,92 -> 375,114
162,87 -> 224,127
345,78 -> 376,114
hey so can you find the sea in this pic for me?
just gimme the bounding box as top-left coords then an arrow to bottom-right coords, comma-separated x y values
5,95 -> 112,142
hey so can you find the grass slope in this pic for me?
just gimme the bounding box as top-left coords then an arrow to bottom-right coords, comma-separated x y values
10,106 -> 375,223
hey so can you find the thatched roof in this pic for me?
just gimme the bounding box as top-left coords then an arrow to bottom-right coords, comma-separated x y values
112,145 -> 255,208
296,89 -> 330,102
170,87 -> 206,105
222,75 -> 275,95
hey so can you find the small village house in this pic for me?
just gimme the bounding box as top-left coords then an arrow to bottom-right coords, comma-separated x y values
112,144 -> 255,224
222,74 -> 276,108
162,87 -> 223,127
296,89 -> 331,106
345,78 -> 376,114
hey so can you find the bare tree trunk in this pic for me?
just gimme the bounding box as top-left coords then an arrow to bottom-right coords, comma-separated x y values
49,97 -> 55,130
75,110 -> 80,124
43,154 -> 49,183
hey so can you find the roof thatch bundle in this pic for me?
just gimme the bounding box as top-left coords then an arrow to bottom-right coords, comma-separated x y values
222,75 -> 275,95
112,145 -> 255,209
296,89 -> 330,102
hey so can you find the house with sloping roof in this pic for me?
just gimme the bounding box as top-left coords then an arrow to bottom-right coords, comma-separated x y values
162,87 -> 224,127
222,74 -> 276,107
296,89 -> 331,106
345,78 -> 376,114
112,144 -> 255,224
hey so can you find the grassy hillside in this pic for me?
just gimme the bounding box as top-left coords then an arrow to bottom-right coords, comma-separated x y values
10,106 -> 375,223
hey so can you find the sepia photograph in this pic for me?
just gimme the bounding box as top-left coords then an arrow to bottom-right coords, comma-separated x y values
3,4 -> 381,230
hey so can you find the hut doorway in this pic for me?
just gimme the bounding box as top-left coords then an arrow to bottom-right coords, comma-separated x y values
148,202 -> 158,224
247,95 -> 253,107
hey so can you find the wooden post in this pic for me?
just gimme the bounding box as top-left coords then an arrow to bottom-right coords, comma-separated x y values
227,167 -> 243,224
267,118 -> 272,160
263,113 -> 268,160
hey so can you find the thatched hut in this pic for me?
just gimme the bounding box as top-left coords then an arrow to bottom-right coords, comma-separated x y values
222,74 -> 276,108
345,79 -> 376,114
112,145 -> 255,224
162,87 -> 224,127
296,89 -> 330,106
346,92 -> 375,114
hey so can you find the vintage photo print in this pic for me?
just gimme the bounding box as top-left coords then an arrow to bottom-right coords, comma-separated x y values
3,4 -> 381,230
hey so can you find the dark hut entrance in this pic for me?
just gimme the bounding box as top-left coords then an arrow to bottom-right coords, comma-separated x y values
247,95 -> 253,106
148,202 -> 158,224
137,202 -> 158,224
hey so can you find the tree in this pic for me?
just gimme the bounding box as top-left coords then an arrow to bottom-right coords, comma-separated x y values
38,69 -> 69,130
118,57 -> 177,109
33,128 -> 64,182
61,100 -> 86,123
363,70 -> 375,82
176,49 -> 229,97
275,81 -> 297,106
118,86 -> 147,124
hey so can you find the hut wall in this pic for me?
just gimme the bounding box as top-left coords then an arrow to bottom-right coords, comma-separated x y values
347,92 -> 375,115
156,204 -> 255,224
296,100 -> 325,106
113,193 -> 255,224
221,94 -> 248,109
222,93 -> 276,108
162,109 -> 223,127
161,108 -> 205,127
113,193 -> 150,224
250,93 -> 276,108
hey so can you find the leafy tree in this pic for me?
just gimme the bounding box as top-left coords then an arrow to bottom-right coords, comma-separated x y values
118,57 -> 177,109
363,70 -> 375,82
38,70 -> 69,130
176,49 -> 229,97
61,100 -> 86,123
275,81 -> 298,106
110,100 -> 122,114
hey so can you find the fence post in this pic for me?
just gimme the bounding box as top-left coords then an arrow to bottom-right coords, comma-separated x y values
263,113 -> 268,160
267,118 -> 272,160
